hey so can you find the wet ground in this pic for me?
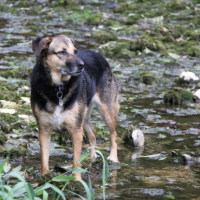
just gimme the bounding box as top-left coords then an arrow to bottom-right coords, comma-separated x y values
0,0 -> 200,199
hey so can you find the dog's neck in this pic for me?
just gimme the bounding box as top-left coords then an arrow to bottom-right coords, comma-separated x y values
50,71 -> 71,85
38,58 -> 71,86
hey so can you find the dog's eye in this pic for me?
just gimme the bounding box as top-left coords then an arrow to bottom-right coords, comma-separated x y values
57,51 -> 66,55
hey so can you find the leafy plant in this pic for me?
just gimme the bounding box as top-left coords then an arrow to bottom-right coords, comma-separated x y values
0,148 -> 108,200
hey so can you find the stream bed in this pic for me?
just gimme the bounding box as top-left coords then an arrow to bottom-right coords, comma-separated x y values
0,0 -> 200,199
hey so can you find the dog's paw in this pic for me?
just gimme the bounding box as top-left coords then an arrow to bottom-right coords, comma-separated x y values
107,156 -> 119,163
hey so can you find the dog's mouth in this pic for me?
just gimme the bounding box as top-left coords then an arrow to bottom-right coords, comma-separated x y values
61,68 -> 84,76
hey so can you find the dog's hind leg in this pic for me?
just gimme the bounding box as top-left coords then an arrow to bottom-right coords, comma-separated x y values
83,102 -> 98,160
95,93 -> 119,162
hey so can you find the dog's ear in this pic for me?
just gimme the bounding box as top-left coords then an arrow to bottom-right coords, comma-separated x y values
32,37 -> 52,57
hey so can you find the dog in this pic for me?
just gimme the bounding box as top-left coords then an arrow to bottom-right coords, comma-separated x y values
30,35 -> 119,179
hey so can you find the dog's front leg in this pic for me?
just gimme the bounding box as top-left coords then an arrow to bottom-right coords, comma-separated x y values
39,129 -> 51,175
71,128 -> 83,180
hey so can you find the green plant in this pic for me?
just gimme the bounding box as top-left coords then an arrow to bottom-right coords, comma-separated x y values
0,148 -> 108,200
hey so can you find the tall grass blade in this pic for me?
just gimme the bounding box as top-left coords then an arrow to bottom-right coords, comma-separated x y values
95,150 -> 107,200
88,175 -> 95,200
52,175 -> 76,182
78,179 -> 92,200
9,172 -> 34,200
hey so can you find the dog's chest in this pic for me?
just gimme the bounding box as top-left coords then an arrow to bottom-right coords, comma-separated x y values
49,106 -> 65,131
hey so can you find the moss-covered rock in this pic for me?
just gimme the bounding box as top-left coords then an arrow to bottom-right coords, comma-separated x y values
129,38 -> 165,52
140,73 -> 158,85
164,88 -> 196,105
93,31 -> 118,42
122,125 -> 135,149
0,119 -> 10,134
8,147 -> 30,158
0,131 -> 7,145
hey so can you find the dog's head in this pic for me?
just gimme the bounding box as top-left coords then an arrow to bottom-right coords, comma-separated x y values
32,35 -> 84,76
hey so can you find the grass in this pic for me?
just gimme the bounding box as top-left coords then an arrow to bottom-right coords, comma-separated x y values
0,148 -> 108,200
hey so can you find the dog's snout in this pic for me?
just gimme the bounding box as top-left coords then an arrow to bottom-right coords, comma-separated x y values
78,60 -> 84,68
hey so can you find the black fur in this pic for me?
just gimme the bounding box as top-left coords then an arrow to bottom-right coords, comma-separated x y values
31,50 -> 115,111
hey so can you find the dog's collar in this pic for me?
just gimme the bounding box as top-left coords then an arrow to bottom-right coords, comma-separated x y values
57,84 -> 64,106
41,75 -> 64,106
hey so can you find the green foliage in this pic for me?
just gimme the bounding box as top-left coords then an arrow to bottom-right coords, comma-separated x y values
0,148 -> 108,200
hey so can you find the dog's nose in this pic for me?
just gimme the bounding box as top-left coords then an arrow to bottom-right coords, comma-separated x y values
78,60 -> 84,69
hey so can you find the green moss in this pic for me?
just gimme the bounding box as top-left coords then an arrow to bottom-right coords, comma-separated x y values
51,132 -> 71,145
0,119 -> 10,134
9,147 -> 30,158
166,1 -> 190,11
0,67 -> 31,79
86,14 -> 102,25
164,88 -> 195,105
125,15 -> 141,25
93,31 -> 118,42
122,125 -> 135,149
129,38 -> 165,52
0,146 -> 7,157
140,73 -> 158,85
15,0 -> 36,8
113,2 -> 136,13
0,131 -> 7,145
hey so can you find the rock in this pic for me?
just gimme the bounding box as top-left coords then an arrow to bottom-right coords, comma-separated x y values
182,154 -> 193,162
194,89 -> 200,99
0,100 -> 16,108
132,129 -> 145,147
0,109 -> 16,114
180,71 -> 199,81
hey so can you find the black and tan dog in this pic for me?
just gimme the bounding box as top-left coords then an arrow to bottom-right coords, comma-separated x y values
31,35 -> 119,179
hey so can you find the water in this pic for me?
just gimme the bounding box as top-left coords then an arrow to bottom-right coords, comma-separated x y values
0,0 -> 200,199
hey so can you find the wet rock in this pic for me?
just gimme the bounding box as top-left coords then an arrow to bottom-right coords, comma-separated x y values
164,88 -> 196,105
123,125 -> 145,148
0,131 -> 8,145
54,163 -> 72,172
132,129 -> 145,147
179,71 -> 199,81
194,89 -> 200,100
